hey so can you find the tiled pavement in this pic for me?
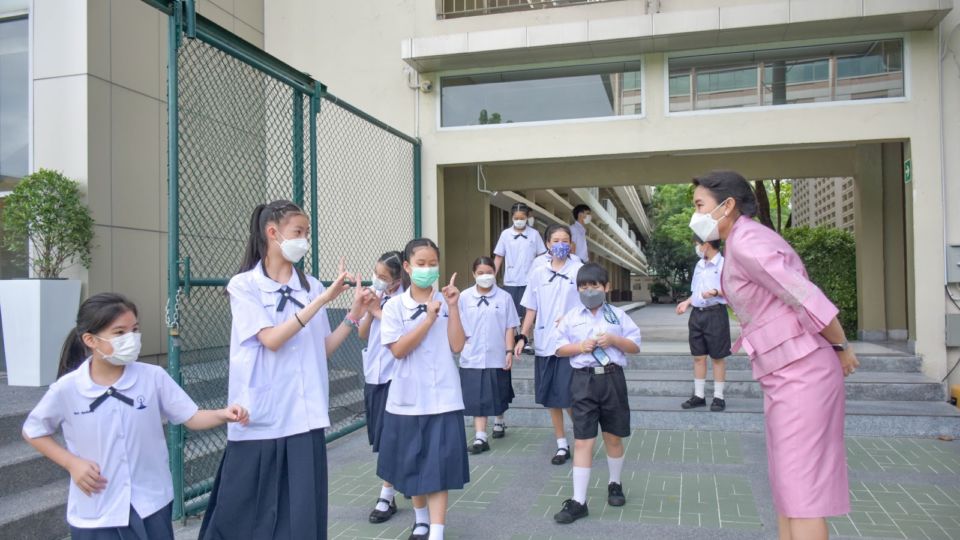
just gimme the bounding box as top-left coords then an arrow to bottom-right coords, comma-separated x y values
170,426 -> 960,540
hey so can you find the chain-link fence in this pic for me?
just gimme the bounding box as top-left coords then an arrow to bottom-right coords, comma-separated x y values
153,0 -> 420,519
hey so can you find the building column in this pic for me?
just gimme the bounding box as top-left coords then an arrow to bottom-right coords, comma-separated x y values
853,144 -> 888,341
439,166 -> 491,283
881,143 -> 909,341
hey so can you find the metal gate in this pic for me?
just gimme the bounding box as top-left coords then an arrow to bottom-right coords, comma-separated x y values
146,0 -> 420,519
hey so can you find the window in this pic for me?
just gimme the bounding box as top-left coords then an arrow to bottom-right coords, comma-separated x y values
668,39 -> 904,112
441,61 -> 642,127
0,16 -> 28,279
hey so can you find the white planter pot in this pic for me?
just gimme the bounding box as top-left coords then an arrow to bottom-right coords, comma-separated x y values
0,279 -> 82,386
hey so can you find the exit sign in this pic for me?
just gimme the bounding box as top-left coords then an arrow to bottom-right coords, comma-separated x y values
904,159 -> 912,183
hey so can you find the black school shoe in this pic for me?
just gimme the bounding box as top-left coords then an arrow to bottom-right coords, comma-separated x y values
711,398 -> 726,412
408,522 -> 429,540
368,497 -> 397,523
551,447 -> 571,465
470,438 -> 491,454
681,395 -> 707,409
607,482 -> 626,507
492,424 -> 506,439
554,498 -> 589,524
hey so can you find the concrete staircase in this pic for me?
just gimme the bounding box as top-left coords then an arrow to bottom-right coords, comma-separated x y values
507,351 -> 960,437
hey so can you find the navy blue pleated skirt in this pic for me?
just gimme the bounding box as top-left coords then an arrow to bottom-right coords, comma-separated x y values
70,503 -> 173,540
376,410 -> 470,496
364,381 -> 391,451
534,355 -> 573,408
460,367 -> 514,417
198,428 -> 328,540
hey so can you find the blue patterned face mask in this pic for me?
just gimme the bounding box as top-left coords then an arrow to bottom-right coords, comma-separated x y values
549,242 -> 571,260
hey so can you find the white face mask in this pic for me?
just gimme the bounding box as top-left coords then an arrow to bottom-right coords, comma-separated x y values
583,215 -> 592,225
527,217 -> 536,227
689,198 -> 731,242
695,245 -> 705,258
513,219 -> 527,230
276,233 -> 309,264
96,331 -> 142,366
371,277 -> 392,294
475,274 -> 496,289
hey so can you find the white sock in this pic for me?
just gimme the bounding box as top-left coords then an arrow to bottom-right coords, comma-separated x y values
428,524 -> 445,540
572,466 -> 591,505
607,455 -> 625,484
414,506 -> 429,531
714,381 -> 725,400
557,437 -> 569,450
493,419 -> 505,430
694,378 -> 706,399
476,431 -> 488,442
375,486 -> 395,511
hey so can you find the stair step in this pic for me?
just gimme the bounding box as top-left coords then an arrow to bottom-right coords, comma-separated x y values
0,438 -> 68,498
507,369 -> 946,402
501,396 -> 960,438
0,481 -> 67,540
511,354 -> 922,373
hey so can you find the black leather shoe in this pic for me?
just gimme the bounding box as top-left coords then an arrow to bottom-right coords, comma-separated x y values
470,438 -> 490,454
553,498 -> 589,524
607,482 -> 626,507
681,395 -> 707,409
408,522 -> 429,540
551,447 -> 571,465
368,497 -> 397,523
492,424 -> 506,439
710,398 -> 726,412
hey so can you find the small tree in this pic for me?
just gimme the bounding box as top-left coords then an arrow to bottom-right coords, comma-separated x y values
2,169 -> 94,278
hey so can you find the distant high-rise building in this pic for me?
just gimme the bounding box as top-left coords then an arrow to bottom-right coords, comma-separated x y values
791,177 -> 855,234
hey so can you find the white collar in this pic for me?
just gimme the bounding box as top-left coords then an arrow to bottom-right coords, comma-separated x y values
74,358 -> 138,399
252,260 -> 304,293
468,284 -> 497,298
400,287 -> 438,309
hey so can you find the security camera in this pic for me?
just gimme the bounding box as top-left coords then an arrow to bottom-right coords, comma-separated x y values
420,80 -> 433,93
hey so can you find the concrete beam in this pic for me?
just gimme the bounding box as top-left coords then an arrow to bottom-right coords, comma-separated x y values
571,187 -> 648,263
612,186 -> 652,241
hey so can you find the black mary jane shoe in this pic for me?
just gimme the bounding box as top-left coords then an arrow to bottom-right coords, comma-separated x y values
368,497 -> 397,524
470,438 -> 490,454
551,446 -> 571,465
492,424 -> 506,439
408,522 -> 430,540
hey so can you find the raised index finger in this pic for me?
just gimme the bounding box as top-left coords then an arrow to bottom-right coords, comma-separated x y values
448,273 -> 457,288
338,257 -> 346,275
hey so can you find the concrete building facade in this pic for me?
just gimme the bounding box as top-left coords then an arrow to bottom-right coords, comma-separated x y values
792,176 -> 856,232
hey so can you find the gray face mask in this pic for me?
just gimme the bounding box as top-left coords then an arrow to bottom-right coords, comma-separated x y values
579,289 -> 605,309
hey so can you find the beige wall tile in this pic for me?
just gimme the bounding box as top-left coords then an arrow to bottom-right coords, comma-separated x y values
197,0 -> 235,31
111,228 -> 162,356
789,0 -> 861,23
159,109 -> 168,233
33,76 -> 87,179
32,0 -> 87,79
87,0 -> 110,80
87,76 -> 112,226
235,0 -> 264,32
234,19 -> 264,49
110,0 -> 162,99
88,225 -> 113,295
111,87 -> 161,231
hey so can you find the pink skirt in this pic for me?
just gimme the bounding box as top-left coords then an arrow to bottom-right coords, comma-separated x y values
758,345 -> 850,518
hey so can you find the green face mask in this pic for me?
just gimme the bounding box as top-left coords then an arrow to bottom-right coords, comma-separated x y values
410,266 -> 440,288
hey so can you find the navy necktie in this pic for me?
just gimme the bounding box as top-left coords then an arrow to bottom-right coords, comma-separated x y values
514,233 -> 527,239
89,387 -> 134,412
277,286 -> 305,312
477,296 -> 489,307
549,270 -> 569,283
411,304 -> 428,319
380,295 -> 391,309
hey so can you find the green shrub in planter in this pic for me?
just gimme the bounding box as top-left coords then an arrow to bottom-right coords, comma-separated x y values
2,169 -> 94,278
782,226 -> 858,336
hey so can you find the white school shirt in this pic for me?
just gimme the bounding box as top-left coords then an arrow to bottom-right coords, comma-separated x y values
520,256 -> 584,357
362,285 -> 404,385
690,253 -> 727,308
531,252 -> 582,272
458,285 -> 520,369
380,289 -> 464,416
570,221 -> 589,262
226,261 -> 332,441
22,359 -> 199,529
493,226 -> 546,286
554,304 -> 643,369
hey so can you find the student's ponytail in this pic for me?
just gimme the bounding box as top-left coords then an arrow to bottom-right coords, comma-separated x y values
57,327 -> 87,378
240,204 -> 268,274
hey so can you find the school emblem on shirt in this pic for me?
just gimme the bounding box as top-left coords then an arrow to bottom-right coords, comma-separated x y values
136,396 -> 147,410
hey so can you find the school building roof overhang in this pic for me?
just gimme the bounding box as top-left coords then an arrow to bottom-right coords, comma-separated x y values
401,0 -> 952,72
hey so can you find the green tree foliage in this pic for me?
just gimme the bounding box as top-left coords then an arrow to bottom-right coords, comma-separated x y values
782,226 -> 858,336
2,169 -> 94,278
648,184 -> 698,296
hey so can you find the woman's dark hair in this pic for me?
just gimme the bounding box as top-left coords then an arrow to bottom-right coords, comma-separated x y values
692,234 -> 721,251
403,238 -> 440,262
509,203 -> 531,217
58,293 -> 138,377
576,263 -> 609,287
572,204 -> 591,221
544,223 -> 572,244
240,200 -> 310,291
378,250 -> 409,289
691,170 -> 758,218
472,256 -> 496,272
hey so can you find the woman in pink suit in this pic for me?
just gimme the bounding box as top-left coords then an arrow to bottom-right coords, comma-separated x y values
690,171 -> 859,540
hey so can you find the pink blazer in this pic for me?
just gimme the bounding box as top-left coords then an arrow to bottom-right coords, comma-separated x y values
721,216 -> 839,379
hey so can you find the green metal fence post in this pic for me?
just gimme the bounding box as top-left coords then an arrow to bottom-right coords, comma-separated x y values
309,82 -> 324,277
292,91 -> 305,207
165,0 -> 185,522
414,140 -> 422,237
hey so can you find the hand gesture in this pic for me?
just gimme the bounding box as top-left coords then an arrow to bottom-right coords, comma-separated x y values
580,339 -> 597,353
513,340 -> 525,357
350,273 -> 374,309
839,349 -> 859,377
441,273 -> 460,306
676,300 -> 689,315
222,404 -> 250,426
426,300 -> 442,321
504,351 -> 513,371
596,332 -> 614,349
703,289 -> 718,299
68,456 -> 107,496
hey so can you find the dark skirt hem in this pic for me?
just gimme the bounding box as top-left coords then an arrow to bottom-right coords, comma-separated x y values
534,355 -> 573,408
364,381 -> 391,451
376,410 -> 470,496
460,367 -> 514,417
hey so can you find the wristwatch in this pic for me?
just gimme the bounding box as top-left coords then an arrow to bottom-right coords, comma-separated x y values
831,341 -> 849,352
